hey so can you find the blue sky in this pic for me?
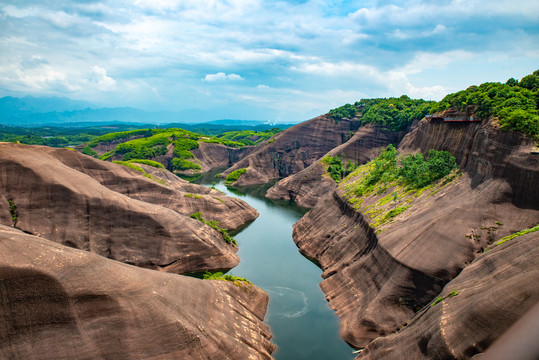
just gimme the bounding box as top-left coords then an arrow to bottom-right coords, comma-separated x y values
0,0 -> 538,123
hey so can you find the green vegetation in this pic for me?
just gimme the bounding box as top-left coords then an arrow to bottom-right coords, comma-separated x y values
216,128 -> 281,146
202,271 -> 251,287
329,96 -> 434,131
340,145 -> 459,230
7,199 -> 18,225
112,160 -> 166,185
431,288 -> 459,307
127,159 -> 164,168
225,168 -> 247,185
87,129 -> 152,148
172,158 -> 201,171
321,154 -> 357,182
329,71 -> 539,137
81,145 -> 98,157
184,193 -> 203,199
430,70 -> 539,137
494,224 -> 539,247
431,296 -> 444,307
351,145 -> 457,196
190,212 -> 237,245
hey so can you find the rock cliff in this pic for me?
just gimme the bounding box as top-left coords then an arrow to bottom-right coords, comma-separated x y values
0,225 -> 275,359
221,114 -> 360,186
292,118 -> 539,351
0,142 -> 259,274
266,124 -> 401,208
355,230 -> 539,359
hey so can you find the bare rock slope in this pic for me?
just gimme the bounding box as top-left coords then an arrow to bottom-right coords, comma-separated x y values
292,118 -> 539,351
0,225 -> 275,359
356,231 -> 539,359
266,124 -> 400,208
0,143 -> 259,274
221,114 -> 360,186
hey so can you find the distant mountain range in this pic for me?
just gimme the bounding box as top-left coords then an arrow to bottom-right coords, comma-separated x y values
0,96 -> 285,128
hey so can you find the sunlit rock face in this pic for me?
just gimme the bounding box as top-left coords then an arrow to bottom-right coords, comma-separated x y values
0,142 -> 259,274
0,225 -> 275,360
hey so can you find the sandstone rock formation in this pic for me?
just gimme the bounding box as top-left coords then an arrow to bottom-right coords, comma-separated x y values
221,114 -> 360,186
292,118 -> 539,350
266,124 -> 401,208
0,225 -> 275,359
0,143 -> 259,274
355,231 -> 539,359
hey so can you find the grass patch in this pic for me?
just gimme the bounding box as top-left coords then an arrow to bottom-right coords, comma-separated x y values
190,212 -> 237,245
202,271 -> 251,287
495,224 -> 539,247
112,160 -> 166,185
128,159 -> 164,168
184,193 -> 203,199
225,168 -> 247,185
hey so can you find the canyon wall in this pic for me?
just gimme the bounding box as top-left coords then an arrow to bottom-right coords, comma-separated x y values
292,118 -> 539,353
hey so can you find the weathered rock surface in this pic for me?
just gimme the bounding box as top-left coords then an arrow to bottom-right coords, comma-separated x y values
355,231 -> 539,359
0,225 -> 275,359
266,124 -> 400,208
221,114 -> 360,186
292,118 -> 539,349
0,143 -> 259,274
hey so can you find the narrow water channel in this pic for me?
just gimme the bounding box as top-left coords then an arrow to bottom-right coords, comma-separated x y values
196,174 -> 353,359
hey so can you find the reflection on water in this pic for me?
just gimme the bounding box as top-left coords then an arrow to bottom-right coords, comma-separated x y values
265,286 -> 309,319
193,173 -> 353,360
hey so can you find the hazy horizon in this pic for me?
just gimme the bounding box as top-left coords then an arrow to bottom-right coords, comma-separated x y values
1,0 -> 538,123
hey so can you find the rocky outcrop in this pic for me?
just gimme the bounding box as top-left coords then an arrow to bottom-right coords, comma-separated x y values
292,118 -> 539,349
0,225 -> 275,359
266,124 -> 401,208
0,143 -> 259,274
190,141 -> 255,173
221,114 -> 360,186
356,231 -> 539,359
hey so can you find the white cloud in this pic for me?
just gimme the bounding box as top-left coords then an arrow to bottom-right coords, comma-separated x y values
91,66 -> 117,91
203,72 -> 244,82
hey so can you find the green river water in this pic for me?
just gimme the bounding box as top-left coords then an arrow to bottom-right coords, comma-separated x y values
195,173 -> 353,359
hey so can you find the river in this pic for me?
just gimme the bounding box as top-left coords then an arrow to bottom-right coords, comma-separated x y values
195,173 -> 353,359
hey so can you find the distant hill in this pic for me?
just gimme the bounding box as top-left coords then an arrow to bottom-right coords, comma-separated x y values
0,96 -> 294,128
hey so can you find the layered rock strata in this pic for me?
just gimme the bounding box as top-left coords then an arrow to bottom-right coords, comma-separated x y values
355,231 -> 539,359
0,143 -> 259,274
266,124 -> 400,208
0,225 -> 275,359
221,115 -> 360,186
292,118 -> 539,350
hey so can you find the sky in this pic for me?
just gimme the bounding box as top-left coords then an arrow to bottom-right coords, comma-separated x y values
0,0 -> 538,123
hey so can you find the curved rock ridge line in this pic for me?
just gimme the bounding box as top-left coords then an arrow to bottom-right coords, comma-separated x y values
0,225 -> 275,359
292,118 -> 539,349
0,143 -> 259,274
221,114 -> 360,186
266,124 -> 402,208
355,231 -> 539,359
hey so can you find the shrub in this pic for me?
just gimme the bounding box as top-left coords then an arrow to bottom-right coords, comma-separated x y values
190,212 -> 237,245
81,146 -> 98,157
225,168 -> 247,185
172,158 -> 201,171
202,271 -> 251,287
128,159 -> 164,168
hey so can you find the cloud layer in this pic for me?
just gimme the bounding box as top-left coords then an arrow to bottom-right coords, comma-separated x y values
0,0 -> 538,122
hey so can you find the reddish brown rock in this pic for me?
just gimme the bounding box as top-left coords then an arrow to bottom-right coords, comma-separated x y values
355,231 -> 539,359
292,118 -> 539,348
0,143 -> 259,274
266,124 -> 400,208
221,114 -> 360,186
0,225 -> 275,359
